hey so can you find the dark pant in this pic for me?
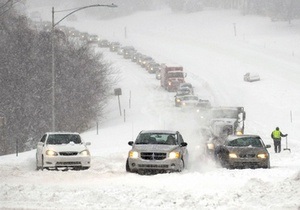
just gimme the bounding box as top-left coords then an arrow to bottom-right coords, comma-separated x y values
273,139 -> 281,153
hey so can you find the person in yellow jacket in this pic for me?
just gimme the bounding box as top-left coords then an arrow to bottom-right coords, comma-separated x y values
271,127 -> 288,153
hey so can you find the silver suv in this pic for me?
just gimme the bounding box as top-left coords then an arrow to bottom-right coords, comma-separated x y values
126,130 -> 188,174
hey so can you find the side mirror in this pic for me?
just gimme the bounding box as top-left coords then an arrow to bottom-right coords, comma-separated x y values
184,73 -> 187,78
180,142 -> 188,147
265,144 -> 271,148
85,142 -> 91,146
128,141 -> 134,146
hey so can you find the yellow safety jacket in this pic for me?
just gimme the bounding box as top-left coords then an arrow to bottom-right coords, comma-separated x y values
272,130 -> 281,139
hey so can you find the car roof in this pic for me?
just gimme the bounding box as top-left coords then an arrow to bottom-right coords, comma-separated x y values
45,132 -> 80,135
140,130 -> 177,135
180,83 -> 192,87
227,134 -> 261,141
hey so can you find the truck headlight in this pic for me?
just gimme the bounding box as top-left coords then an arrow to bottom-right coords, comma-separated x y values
46,150 -> 58,156
80,150 -> 90,156
257,153 -> 268,159
169,151 -> 180,159
129,151 -> 139,158
229,153 -> 238,158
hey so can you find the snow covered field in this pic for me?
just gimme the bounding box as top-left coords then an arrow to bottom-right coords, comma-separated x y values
1,3 -> 300,210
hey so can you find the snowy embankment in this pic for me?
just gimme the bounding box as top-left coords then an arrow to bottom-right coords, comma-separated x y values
1,8 -> 300,210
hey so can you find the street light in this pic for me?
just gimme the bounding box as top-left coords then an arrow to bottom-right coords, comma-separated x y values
0,111 -> 7,155
51,4 -> 117,131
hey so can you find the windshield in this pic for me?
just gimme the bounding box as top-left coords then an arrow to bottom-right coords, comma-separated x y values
46,134 -> 82,145
227,137 -> 263,147
212,109 -> 237,118
176,89 -> 191,95
168,72 -> 184,78
183,96 -> 198,101
135,133 -> 177,145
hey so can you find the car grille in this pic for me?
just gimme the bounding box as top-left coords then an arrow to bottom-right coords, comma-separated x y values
239,154 -> 256,158
140,152 -> 167,160
138,164 -> 168,168
56,162 -> 81,166
59,152 -> 78,156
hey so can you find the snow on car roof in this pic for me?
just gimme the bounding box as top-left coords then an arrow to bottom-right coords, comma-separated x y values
140,130 -> 177,134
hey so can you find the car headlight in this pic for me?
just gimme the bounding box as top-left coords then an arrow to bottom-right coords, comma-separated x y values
176,99 -> 181,102
207,143 -> 214,150
229,153 -> 238,158
257,153 -> 268,159
45,150 -> 58,156
80,150 -> 90,156
168,81 -> 172,86
129,151 -> 139,158
169,151 -> 180,159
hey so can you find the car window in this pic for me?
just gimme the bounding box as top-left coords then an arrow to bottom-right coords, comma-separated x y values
135,133 -> 177,145
46,134 -> 82,145
228,137 -> 263,147
40,134 -> 47,143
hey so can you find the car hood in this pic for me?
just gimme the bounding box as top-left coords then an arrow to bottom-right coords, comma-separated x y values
227,146 -> 268,154
182,100 -> 198,104
132,144 -> 179,152
46,144 -> 88,152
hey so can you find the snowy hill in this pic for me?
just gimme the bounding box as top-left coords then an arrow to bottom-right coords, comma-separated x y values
1,6 -> 300,210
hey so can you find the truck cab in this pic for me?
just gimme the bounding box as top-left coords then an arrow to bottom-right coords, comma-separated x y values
160,65 -> 187,92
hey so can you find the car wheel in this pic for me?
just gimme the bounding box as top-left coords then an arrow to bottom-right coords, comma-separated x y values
36,155 -> 41,171
81,167 -> 90,170
262,160 -> 270,169
126,159 -> 132,173
41,156 -> 48,170
216,152 -> 228,168
177,159 -> 184,172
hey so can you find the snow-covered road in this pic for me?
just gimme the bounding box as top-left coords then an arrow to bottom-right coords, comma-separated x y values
1,5 -> 300,210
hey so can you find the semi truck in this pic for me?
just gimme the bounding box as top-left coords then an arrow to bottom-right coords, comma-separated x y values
160,64 -> 186,92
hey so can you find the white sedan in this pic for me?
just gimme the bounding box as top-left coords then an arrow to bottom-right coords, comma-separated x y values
36,132 -> 91,170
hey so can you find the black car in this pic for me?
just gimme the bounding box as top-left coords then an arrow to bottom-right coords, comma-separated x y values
109,42 -> 120,52
99,39 -> 110,48
214,135 -> 271,169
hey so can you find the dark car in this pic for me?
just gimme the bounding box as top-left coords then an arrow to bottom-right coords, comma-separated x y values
109,42 -> 121,52
174,87 -> 193,107
98,39 -> 110,48
126,130 -> 188,174
123,49 -> 136,59
146,62 -> 160,74
139,56 -> 153,68
179,83 -> 194,94
214,135 -> 271,169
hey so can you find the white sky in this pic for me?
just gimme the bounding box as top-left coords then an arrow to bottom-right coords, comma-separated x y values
1,5 -> 300,210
